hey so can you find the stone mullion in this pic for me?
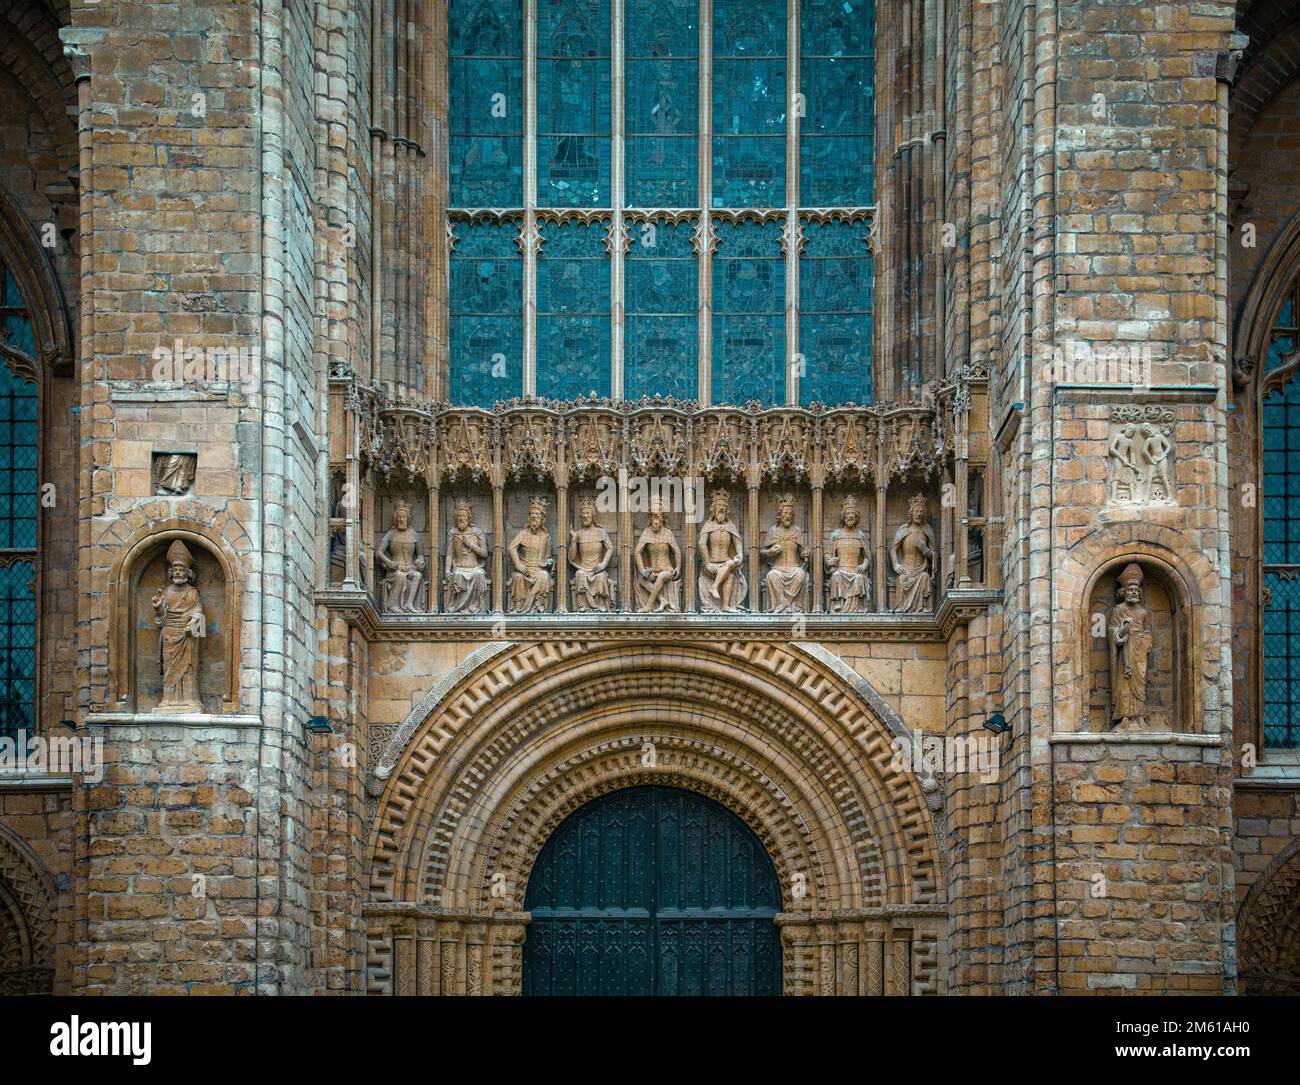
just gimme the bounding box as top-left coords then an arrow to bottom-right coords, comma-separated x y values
611,0 -> 626,399
697,0 -> 713,405
427,472 -> 440,612
522,0 -> 538,395
955,410 -> 970,585
555,468 -> 569,613
810,467 -> 824,611
747,464 -> 761,611
344,413 -> 361,588
875,455 -> 888,613
618,465 -> 633,608
785,0 -> 800,406
685,446 -> 698,611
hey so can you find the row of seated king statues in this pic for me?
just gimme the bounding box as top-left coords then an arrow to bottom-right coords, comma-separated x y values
370,490 -> 939,616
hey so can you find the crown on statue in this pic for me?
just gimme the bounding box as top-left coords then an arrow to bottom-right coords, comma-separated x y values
529,496 -> 549,517
454,498 -> 472,515
394,498 -> 412,515
909,493 -> 928,515
579,494 -> 597,513
841,495 -> 859,513
778,492 -> 796,510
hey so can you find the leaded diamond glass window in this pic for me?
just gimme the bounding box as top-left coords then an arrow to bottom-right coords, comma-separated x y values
1261,282 -> 1300,748
0,261 -> 37,743
446,0 -> 875,408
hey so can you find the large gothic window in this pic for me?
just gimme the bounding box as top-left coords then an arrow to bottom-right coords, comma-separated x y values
1262,276 -> 1300,748
447,0 -> 875,407
0,261 -> 37,743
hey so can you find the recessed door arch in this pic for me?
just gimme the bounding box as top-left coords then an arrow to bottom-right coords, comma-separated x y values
522,785 -> 782,996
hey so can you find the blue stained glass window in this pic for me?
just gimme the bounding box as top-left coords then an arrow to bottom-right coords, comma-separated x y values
625,218 -> 697,400
1262,377 -> 1300,567
1263,571 -> 1300,748
450,0 -> 524,206
799,219 -> 873,405
0,560 -> 34,742
449,220 -> 524,405
537,219 -> 611,398
538,0 -> 612,207
799,0 -> 875,206
625,0 -> 698,207
712,218 -> 784,404
1267,292 -> 1297,373
712,0 -> 786,207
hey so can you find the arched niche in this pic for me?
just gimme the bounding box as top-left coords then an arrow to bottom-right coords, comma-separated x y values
1080,556 -> 1195,733
108,523 -> 243,714
373,480 -> 431,613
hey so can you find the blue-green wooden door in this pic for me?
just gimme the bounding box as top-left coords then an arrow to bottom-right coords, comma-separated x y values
522,785 -> 783,995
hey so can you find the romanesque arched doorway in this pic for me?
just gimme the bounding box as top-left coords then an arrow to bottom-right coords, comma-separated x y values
522,785 -> 782,996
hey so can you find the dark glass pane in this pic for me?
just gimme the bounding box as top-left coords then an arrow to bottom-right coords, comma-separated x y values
449,220 -> 524,405
625,218 -> 697,399
449,0 -> 524,206
0,363 -> 37,550
799,0 -> 875,205
537,218 -> 611,398
712,218 -> 784,405
712,0 -> 786,207
0,560 -> 34,743
1263,377 -> 1300,565
799,218 -> 873,405
1263,572 -> 1300,748
538,0 -> 612,207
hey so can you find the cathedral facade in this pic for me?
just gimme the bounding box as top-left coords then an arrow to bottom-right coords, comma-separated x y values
0,0 -> 1296,996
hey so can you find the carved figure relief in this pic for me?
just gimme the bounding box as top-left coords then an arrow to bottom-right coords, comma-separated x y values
1108,562 -> 1153,728
697,489 -> 746,613
154,452 -> 196,496
891,493 -> 935,613
569,494 -> 615,612
634,498 -> 682,613
508,496 -> 554,613
151,540 -> 205,712
377,499 -> 427,612
444,499 -> 490,614
1108,407 -> 1175,505
826,495 -> 871,613
761,493 -> 808,613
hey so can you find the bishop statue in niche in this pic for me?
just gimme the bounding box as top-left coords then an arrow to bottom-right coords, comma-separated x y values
152,540 -> 205,713
1108,562 -> 1154,729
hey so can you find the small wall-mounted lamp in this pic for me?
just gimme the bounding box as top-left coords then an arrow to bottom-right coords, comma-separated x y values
306,716 -> 334,735
982,712 -> 1010,736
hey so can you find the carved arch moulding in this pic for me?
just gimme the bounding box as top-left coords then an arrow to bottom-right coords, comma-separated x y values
363,639 -> 947,995
1055,525 -> 1222,736
1237,838 -> 1300,995
0,825 -> 57,995
105,515 -> 247,715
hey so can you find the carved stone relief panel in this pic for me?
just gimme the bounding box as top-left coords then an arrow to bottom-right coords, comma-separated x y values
1107,405 -> 1175,506
153,451 -> 196,496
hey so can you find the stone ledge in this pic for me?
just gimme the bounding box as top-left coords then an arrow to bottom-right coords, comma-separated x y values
1051,384 -> 1220,404
85,712 -> 264,729
0,774 -> 74,792
1049,731 -> 1221,745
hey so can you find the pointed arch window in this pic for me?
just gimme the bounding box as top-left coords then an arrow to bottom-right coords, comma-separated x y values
0,260 -> 38,743
1262,275 -> 1300,748
447,0 -> 875,407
